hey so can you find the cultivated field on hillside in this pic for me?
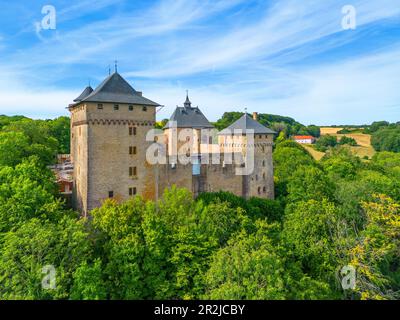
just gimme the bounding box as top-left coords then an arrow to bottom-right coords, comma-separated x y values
320,127 -> 343,135
303,145 -> 326,161
310,127 -> 376,160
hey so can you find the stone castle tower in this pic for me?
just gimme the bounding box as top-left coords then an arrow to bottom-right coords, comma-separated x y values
68,71 -> 159,215
218,113 -> 275,199
69,72 -> 275,215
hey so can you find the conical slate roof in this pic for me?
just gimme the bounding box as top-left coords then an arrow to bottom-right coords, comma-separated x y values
164,95 -> 214,129
73,86 -> 93,102
75,72 -> 159,106
218,113 -> 276,135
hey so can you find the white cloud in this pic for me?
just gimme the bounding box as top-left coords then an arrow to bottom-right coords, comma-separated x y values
10,0 -> 248,71
274,46 -> 400,125
145,45 -> 400,125
128,0 -> 400,78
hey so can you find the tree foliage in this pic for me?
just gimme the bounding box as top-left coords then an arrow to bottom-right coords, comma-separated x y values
315,135 -> 338,152
0,116 -> 71,166
371,126 -> 400,153
0,115 -> 399,300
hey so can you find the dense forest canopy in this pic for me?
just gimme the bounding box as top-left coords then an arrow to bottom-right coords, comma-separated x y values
0,114 -> 399,300
0,115 -> 70,166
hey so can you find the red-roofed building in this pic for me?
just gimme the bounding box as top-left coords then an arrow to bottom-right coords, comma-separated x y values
293,135 -> 316,144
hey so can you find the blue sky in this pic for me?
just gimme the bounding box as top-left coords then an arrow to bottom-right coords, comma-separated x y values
0,0 -> 399,125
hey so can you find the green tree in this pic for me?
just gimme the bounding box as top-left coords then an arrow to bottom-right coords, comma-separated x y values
348,195 -> 400,300
371,126 -> 400,153
90,197 -> 148,299
47,116 -> 70,154
283,199 -> 341,288
203,221 -> 287,299
286,165 -> 335,203
1,119 -> 59,165
0,115 -> 27,130
0,132 -> 30,167
315,135 -> 337,152
364,121 -> 390,134
298,125 -> 321,138
321,147 -> 361,179
371,151 -> 400,179
0,217 -> 91,299
338,136 -> 357,146
0,157 -> 64,233
273,140 -> 315,198
70,259 -> 107,300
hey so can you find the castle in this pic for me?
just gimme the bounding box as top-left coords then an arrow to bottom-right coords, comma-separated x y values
68,71 -> 275,215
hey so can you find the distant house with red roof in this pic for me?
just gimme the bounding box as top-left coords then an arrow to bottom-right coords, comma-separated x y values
293,135 -> 316,144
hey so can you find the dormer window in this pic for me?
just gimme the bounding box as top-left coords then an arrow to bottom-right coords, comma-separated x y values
114,104 -> 119,111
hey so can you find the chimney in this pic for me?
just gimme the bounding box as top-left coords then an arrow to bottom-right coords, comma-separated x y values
252,112 -> 258,121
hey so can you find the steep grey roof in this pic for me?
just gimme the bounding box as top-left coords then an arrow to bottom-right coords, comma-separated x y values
73,86 -> 93,102
218,113 -> 276,135
73,72 -> 160,106
164,107 -> 214,129
164,95 -> 214,129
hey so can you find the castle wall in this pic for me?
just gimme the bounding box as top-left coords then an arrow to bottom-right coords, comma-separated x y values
205,162 -> 244,197
157,161 -> 193,198
155,160 -> 244,200
247,134 -> 275,199
217,133 -> 275,199
70,104 -> 89,214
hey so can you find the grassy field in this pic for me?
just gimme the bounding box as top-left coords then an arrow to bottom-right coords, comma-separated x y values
303,145 -> 326,161
320,127 -> 343,135
306,127 -> 376,160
